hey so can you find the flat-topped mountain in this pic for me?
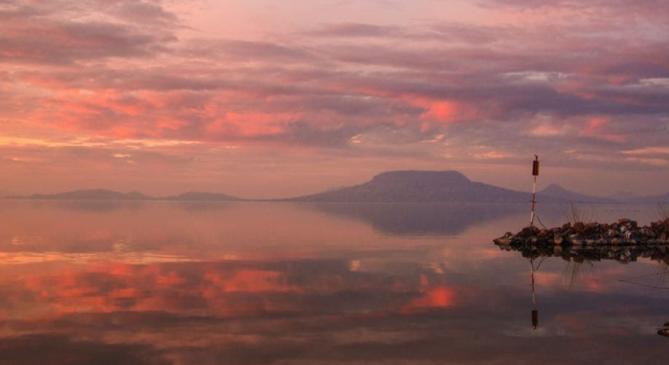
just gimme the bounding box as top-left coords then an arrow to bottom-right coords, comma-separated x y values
537,184 -> 614,204
292,170 -> 530,203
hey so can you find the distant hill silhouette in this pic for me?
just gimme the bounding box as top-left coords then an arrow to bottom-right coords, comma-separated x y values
628,192 -> 669,204
292,170 -> 530,203
23,189 -> 151,200
537,184 -> 669,204
537,184 -> 615,204
11,189 -> 240,201
654,193 -> 669,203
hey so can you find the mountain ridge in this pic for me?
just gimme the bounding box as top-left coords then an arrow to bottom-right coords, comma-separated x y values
537,184 -> 615,204
5,171 -> 667,203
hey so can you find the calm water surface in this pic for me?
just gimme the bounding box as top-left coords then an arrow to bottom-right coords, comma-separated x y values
0,201 -> 667,364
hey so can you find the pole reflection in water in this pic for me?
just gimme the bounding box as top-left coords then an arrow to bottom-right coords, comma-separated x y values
497,240 -> 669,335
529,257 -> 545,330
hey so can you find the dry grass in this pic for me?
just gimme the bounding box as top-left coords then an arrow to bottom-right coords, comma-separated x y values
567,202 -> 592,224
563,260 -> 593,289
658,203 -> 669,220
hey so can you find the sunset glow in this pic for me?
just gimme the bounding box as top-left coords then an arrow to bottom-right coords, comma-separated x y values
1,1 -> 668,197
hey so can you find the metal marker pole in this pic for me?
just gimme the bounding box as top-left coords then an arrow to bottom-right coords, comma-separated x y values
530,176 -> 537,226
530,155 -> 539,226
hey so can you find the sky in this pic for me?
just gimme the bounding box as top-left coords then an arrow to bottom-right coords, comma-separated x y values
1,0 -> 668,198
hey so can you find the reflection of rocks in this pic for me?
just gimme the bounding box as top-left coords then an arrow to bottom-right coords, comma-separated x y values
659,322 -> 669,338
495,218 -> 669,247
309,203 -> 524,236
495,239 -> 669,265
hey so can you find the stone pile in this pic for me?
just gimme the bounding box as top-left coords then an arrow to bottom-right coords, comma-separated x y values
494,218 -> 669,247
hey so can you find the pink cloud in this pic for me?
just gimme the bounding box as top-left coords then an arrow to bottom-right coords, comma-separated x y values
1,0 -> 668,195
580,116 -> 625,143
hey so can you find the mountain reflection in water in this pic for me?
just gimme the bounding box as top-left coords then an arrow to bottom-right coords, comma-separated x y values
0,201 -> 667,364
306,202 -> 527,235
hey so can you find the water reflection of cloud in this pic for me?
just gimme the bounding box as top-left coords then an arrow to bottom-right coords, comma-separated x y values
0,334 -> 170,365
0,252 -> 195,265
0,260 -> 460,320
0,257 -> 667,364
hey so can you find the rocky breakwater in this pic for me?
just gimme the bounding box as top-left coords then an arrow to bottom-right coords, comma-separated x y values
494,218 -> 669,247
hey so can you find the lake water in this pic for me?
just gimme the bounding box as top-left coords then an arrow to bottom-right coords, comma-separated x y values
0,201 -> 667,364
